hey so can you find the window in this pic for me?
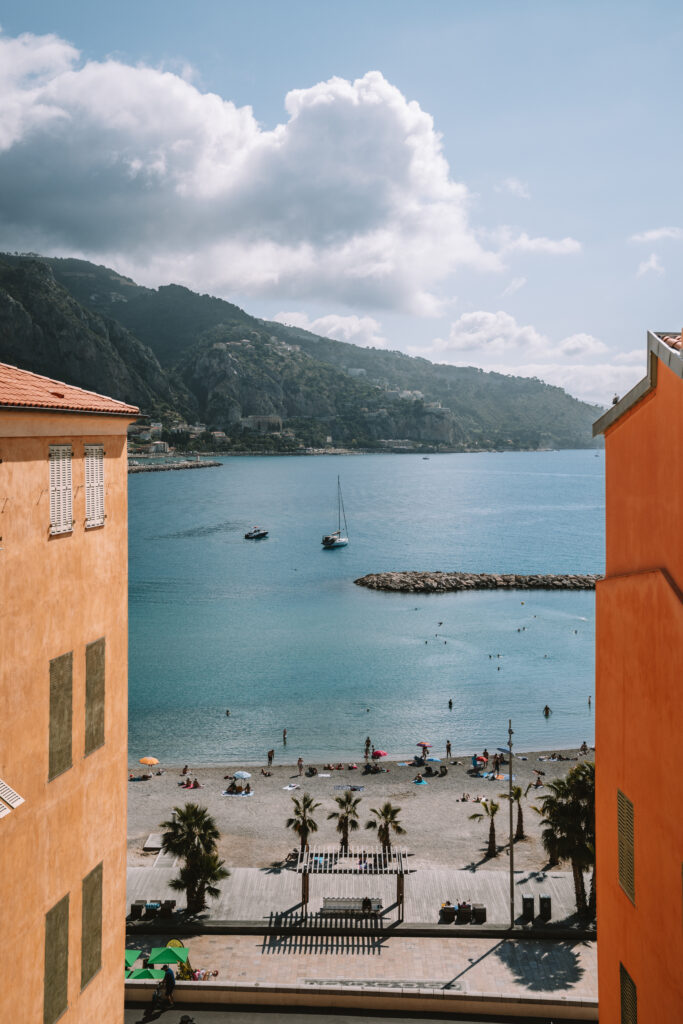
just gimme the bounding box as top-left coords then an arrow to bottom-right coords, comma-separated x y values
49,445 -> 73,535
617,789 -> 635,903
44,894 -> 69,1024
84,445 -> 104,528
49,652 -> 73,781
620,963 -> 637,1023
84,638 -> 105,756
81,863 -> 103,989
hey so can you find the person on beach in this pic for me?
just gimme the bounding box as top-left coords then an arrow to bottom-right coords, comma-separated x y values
364,737 -> 371,761
446,740 -> 452,758
482,748 -> 489,760
267,749 -> 274,767
297,757 -> 304,776
448,699 -> 453,709
283,728 -> 287,744
181,765 -> 189,775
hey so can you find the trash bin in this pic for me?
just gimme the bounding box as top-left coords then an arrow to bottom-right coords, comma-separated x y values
522,895 -> 535,921
539,894 -> 551,920
472,903 -> 487,924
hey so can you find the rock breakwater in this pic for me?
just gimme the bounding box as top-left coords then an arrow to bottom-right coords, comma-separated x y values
128,460 -> 221,474
354,571 -> 600,593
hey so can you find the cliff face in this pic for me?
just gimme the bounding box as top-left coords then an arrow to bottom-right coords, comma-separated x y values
0,259 -> 195,417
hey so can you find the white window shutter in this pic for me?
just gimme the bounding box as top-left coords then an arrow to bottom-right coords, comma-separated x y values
49,446 -> 73,535
84,446 -> 105,528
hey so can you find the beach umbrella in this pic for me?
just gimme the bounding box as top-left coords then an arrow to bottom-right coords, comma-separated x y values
124,949 -> 142,969
234,770 -> 251,779
139,757 -> 159,766
372,750 -> 387,758
147,947 -> 190,965
475,755 -> 487,763
416,741 -> 432,748
128,968 -> 166,980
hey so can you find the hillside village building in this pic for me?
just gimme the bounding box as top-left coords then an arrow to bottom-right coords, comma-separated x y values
0,363 -> 137,1023
593,331 -> 683,1022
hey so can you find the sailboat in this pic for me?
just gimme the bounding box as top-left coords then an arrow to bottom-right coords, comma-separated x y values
322,476 -> 349,549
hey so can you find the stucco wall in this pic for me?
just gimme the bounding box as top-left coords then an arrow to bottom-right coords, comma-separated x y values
597,356 -> 683,1022
0,409 -> 132,1023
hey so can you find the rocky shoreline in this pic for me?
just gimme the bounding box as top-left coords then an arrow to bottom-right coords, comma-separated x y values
354,571 -> 601,593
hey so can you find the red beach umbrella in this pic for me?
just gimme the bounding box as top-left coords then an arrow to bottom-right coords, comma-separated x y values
417,741 -> 432,749
372,750 -> 388,758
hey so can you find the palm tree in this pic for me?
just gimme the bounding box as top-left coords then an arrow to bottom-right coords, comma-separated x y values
160,803 -> 220,860
534,763 -> 595,918
365,802 -> 406,851
169,851 -> 229,915
286,793 -> 321,851
499,783 -> 533,841
469,799 -> 500,858
327,792 -> 361,851
160,803 -> 227,915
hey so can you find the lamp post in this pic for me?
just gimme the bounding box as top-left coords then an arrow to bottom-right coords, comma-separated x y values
507,719 -> 514,929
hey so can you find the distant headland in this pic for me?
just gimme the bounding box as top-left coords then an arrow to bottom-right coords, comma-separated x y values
354,571 -> 600,593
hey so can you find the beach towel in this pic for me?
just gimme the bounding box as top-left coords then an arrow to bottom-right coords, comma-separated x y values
283,784 -> 300,791
222,790 -> 254,797
413,779 -> 428,785
318,773 -> 331,777
333,784 -> 364,791
396,762 -> 409,767
427,757 -> 441,762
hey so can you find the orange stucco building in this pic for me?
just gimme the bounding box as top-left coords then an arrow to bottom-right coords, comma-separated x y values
594,331 -> 683,1022
0,364 -> 137,1023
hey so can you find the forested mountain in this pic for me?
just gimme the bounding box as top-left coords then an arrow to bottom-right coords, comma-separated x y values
0,254 -> 603,450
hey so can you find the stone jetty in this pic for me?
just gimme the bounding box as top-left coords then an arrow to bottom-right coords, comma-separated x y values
128,460 -> 221,474
354,571 -> 600,593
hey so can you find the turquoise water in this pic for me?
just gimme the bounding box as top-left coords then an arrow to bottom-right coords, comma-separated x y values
128,450 -> 604,764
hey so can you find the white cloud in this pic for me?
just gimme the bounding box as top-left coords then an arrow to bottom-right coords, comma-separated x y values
408,310 -> 629,404
498,230 -> 581,255
272,311 -> 387,348
495,177 -> 531,199
630,227 -> 683,243
0,30 -> 509,314
500,276 -> 527,297
636,253 -> 664,277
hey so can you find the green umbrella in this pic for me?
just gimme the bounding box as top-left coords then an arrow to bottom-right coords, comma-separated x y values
125,949 -> 142,969
128,968 -> 166,979
147,947 -> 189,965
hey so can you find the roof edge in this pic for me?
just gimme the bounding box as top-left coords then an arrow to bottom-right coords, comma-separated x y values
0,404 -> 139,418
592,331 -> 682,436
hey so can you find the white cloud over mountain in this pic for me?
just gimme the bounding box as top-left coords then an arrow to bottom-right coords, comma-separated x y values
412,311 -> 640,405
273,311 -> 387,348
0,29 -> 580,314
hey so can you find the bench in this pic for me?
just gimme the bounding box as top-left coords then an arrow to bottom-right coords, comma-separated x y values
320,897 -> 382,918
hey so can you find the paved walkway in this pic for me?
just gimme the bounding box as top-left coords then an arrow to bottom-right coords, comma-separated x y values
127,932 -> 597,1001
127,865 -> 582,925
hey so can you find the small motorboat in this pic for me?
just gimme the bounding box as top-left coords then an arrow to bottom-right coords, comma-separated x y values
245,527 -> 268,539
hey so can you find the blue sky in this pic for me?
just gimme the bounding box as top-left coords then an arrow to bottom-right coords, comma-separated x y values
1,0 -> 682,403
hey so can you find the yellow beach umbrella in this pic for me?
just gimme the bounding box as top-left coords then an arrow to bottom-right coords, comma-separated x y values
139,757 -> 159,766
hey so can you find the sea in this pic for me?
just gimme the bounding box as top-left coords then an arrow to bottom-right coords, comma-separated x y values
128,450 -> 604,765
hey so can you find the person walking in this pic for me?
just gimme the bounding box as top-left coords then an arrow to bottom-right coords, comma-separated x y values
163,965 -> 175,1007
446,739 -> 452,758
297,756 -> 304,777
267,749 -> 274,767
364,736 -> 371,761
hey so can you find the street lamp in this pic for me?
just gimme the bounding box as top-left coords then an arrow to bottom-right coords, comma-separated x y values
499,719 -> 514,929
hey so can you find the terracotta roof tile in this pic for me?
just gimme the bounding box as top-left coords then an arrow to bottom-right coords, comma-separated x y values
0,362 -> 139,416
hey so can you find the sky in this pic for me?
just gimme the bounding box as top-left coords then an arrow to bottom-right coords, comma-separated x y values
1,0 -> 682,405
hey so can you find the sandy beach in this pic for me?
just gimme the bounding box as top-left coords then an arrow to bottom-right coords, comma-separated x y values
128,747 -> 593,873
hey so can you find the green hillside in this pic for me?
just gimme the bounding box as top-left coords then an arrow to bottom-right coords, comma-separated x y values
0,254 -> 603,451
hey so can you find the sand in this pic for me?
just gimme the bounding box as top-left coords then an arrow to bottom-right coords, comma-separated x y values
127,747 -> 593,873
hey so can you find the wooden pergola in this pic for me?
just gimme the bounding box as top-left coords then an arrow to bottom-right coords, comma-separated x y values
296,845 -> 409,913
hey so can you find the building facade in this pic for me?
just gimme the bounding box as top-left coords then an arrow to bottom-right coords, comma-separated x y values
594,332 -> 683,1022
0,364 -> 137,1022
